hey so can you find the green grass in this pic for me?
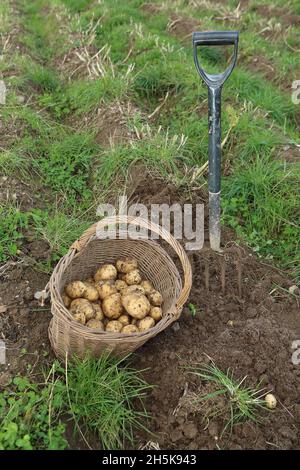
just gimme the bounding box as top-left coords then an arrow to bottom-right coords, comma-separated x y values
0,356 -> 150,450
32,206 -> 92,262
0,373 -> 67,450
60,354 -> 150,450
188,361 -> 268,436
0,0 -> 298,278
34,133 -> 97,200
222,156 -> 300,273
0,205 -> 31,261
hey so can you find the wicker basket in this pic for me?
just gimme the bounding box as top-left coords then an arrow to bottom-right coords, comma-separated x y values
48,215 -> 192,360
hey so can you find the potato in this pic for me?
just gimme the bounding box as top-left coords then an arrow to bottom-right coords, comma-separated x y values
116,258 -> 138,274
65,281 -> 86,299
118,314 -> 130,326
137,316 -> 155,332
96,280 -> 117,300
73,312 -> 86,325
140,280 -> 153,295
94,264 -> 117,282
115,280 -> 128,291
106,320 -> 123,333
62,293 -> 72,308
86,319 -> 104,329
70,298 -> 95,320
150,306 -> 163,322
124,269 -> 142,286
265,393 -> 277,409
83,283 -> 99,302
122,284 -> 145,296
122,293 -> 150,319
122,324 -> 139,334
148,290 -> 163,306
102,293 -> 123,319
92,303 -> 104,321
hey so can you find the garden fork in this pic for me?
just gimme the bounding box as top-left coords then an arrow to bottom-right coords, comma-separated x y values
193,31 -> 242,295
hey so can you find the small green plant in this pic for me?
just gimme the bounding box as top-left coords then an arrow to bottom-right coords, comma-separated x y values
0,206 -> 31,261
0,374 -> 67,450
188,361 -> 268,436
188,303 -> 197,317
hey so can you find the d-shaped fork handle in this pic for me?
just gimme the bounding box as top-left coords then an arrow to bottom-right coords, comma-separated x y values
193,31 -> 239,87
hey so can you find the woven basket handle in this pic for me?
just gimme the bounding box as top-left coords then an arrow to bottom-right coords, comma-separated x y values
71,215 -> 192,311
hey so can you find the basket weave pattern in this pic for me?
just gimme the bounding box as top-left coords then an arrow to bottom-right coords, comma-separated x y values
48,216 -> 192,359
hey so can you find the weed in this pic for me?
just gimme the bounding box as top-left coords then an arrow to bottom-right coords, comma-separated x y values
0,206 -> 31,261
0,374 -> 67,450
188,361 -> 268,436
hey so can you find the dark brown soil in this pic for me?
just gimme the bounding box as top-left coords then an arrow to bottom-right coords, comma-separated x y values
1,176 -> 300,450
167,14 -> 201,42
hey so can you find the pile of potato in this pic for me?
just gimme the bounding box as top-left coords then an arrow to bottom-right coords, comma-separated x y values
62,258 -> 163,334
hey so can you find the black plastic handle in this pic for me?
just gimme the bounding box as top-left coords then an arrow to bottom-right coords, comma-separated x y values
193,30 -> 239,87
193,31 -> 238,47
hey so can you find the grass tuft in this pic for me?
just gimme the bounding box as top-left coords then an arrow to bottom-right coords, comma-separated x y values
61,354 -> 150,450
188,361 -> 268,436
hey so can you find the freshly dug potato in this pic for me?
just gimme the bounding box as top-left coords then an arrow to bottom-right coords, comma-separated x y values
86,319 -> 104,329
83,283 -> 99,302
118,314 -> 130,326
122,284 -> 145,296
96,280 -> 117,300
115,280 -> 127,291
265,393 -> 277,409
106,320 -> 123,333
148,290 -> 163,306
150,306 -> 163,322
124,269 -> 142,286
121,324 -> 139,334
70,298 -> 95,320
65,281 -> 86,299
122,293 -> 150,319
137,316 -> 155,332
62,293 -> 71,308
94,264 -> 117,282
116,258 -> 138,274
102,293 -> 123,319
73,312 -> 86,325
140,280 -> 153,295
92,303 -> 104,321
